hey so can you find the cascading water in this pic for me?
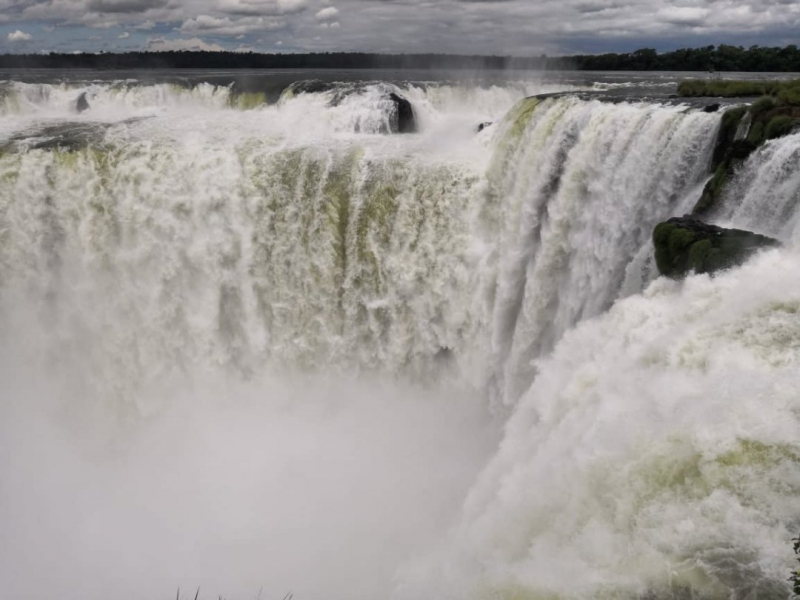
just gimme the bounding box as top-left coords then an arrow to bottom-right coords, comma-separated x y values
713,131 -> 800,241
1,73 -> 798,600
478,96 -> 719,404
399,249 -> 800,600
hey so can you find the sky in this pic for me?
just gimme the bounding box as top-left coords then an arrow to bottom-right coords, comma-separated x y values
0,0 -> 798,56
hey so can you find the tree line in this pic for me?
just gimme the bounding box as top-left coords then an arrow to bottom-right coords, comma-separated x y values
2,44 -> 800,71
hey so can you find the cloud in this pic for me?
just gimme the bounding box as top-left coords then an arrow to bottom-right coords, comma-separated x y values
3,0 -> 800,55
179,14 -> 286,35
118,31 -> 130,38
656,6 -> 710,26
145,36 -> 224,51
315,6 -> 339,21
86,0 -> 167,13
7,30 -> 32,42
216,0 -> 308,16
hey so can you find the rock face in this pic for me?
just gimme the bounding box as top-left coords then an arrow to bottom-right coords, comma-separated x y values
76,92 -> 90,113
476,121 -> 493,133
693,99 -> 800,215
388,92 -> 416,134
653,216 -> 780,278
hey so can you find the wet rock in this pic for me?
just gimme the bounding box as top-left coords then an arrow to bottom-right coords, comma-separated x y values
702,103 -> 721,113
693,101 -> 800,215
388,92 -> 416,134
476,121 -> 493,133
76,92 -> 90,113
286,79 -> 336,96
653,215 -> 780,278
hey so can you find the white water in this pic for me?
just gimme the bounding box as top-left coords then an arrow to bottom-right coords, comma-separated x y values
479,97 -> 719,404
401,249 -> 800,600
1,77 -> 799,599
714,131 -> 800,241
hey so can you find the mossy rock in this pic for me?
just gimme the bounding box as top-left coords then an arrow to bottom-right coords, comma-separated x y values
765,115 -> 799,140
693,99 -> 800,215
653,216 -> 780,278
749,96 -> 776,119
745,121 -> 764,145
710,106 -> 747,169
693,163 -> 732,216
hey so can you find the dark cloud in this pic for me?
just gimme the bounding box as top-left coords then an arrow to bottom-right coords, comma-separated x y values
86,0 -> 166,13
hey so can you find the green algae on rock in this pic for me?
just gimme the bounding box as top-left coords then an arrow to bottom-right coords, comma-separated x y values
653,216 -> 780,278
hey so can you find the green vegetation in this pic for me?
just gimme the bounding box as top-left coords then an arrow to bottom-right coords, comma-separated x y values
765,115 -> 797,139
653,217 -> 779,278
678,78 -> 800,101
4,44 -> 800,71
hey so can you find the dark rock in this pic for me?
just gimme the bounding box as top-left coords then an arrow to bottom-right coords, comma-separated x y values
76,92 -> 90,113
728,139 -> 758,160
710,107 -> 747,169
287,79 -> 336,96
702,103 -> 721,113
765,115 -> 800,140
653,215 -> 780,278
388,92 -> 416,134
476,121 -> 493,133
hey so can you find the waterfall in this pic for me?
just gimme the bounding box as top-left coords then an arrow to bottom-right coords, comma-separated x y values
713,131 -> 800,241
0,94 -> 720,405
478,96 -> 719,404
1,76 -> 799,600
400,248 -> 800,600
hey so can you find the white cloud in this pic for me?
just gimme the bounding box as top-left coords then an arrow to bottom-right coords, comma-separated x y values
145,36 -> 224,51
216,0 -> 308,16
315,6 -> 339,21
134,20 -> 157,30
118,31 -> 130,38
7,30 -> 32,42
179,14 -> 286,36
656,6 -> 710,26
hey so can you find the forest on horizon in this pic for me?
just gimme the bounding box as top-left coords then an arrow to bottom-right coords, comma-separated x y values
1,44 -> 800,71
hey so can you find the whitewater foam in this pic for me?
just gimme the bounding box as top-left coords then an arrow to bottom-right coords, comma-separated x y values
400,249 -> 800,600
1,75 -> 799,600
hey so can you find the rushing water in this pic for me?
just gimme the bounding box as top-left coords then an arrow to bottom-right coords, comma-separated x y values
0,70 -> 799,600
